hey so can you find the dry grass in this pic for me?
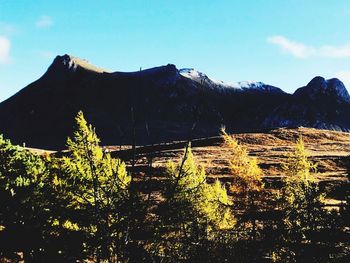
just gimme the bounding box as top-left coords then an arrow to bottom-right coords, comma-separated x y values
28,127 -> 350,202
111,127 -> 349,202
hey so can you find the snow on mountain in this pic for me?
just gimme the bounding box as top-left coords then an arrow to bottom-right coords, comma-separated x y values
179,68 -> 282,93
179,68 -> 241,89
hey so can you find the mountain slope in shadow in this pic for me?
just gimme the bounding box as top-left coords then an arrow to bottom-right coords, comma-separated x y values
0,54 -> 349,150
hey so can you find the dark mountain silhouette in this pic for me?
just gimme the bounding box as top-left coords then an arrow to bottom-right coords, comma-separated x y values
263,76 -> 350,131
0,54 -> 349,150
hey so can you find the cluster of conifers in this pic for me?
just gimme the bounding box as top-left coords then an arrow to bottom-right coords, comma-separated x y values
0,112 -> 349,262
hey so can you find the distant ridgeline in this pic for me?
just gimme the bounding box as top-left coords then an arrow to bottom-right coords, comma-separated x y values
1,54 -> 350,150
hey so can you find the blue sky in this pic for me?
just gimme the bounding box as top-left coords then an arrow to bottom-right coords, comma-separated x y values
1,0 -> 350,102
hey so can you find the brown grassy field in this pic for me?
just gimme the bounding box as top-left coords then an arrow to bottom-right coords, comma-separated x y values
108,127 -> 349,205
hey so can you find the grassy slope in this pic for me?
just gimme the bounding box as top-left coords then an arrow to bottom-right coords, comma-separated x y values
28,127 -> 350,204
107,127 -> 349,204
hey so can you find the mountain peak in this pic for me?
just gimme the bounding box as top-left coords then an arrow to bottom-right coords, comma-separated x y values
48,54 -> 109,73
294,76 -> 350,103
307,76 -> 327,89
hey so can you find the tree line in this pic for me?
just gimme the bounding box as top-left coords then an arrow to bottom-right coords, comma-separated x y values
0,111 -> 349,262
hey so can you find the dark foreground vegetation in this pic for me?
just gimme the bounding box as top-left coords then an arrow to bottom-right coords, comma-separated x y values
0,112 -> 349,262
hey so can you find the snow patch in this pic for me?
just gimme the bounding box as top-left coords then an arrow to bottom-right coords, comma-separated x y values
179,68 -> 270,91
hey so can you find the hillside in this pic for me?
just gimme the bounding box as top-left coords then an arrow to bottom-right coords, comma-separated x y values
1,54 -> 350,150
110,127 -> 349,203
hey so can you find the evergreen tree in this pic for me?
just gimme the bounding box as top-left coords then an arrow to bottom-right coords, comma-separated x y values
222,129 -> 264,241
280,137 -> 323,240
277,136 -> 327,261
155,143 -> 234,261
0,134 -> 48,261
57,111 -> 131,262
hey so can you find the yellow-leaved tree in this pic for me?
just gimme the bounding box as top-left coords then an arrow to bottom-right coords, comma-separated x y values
222,129 -> 264,240
57,111 -> 131,262
155,143 -> 234,261
0,135 -> 48,261
280,136 -> 324,243
282,136 -> 315,186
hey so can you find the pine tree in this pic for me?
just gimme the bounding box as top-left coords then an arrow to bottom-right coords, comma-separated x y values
0,134 -> 48,261
58,111 -> 131,262
156,143 -> 234,261
279,137 -> 324,244
222,129 -> 264,240
282,136 -> 315,186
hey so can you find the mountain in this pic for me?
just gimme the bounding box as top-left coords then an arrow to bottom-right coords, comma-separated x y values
0,54 -> 349,149
263,76 -> 350,131
178,68 -> 284,93
0,54 -> 289,149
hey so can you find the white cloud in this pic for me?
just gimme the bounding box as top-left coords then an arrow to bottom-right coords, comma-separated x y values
319,44 -> 350,58
267,36 -> 314,58
0,36 -> 11,64
268,35 -> 350,59
335,71 -> 350,89
36,15 -> 53,28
